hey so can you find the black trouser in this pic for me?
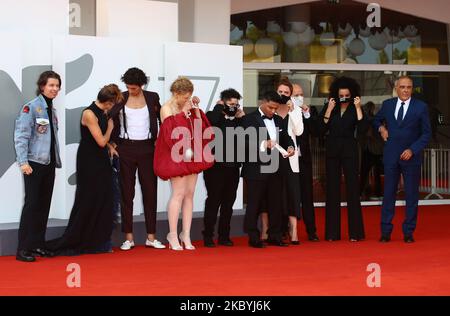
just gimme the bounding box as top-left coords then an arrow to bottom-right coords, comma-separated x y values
18,161 -> 55,251
325,155 -> 365,240
203,165 -> 240,240
118,139 -> 157,234
359,149 -> 383,197
244,174 -> 283,243
299,158 -> 317,236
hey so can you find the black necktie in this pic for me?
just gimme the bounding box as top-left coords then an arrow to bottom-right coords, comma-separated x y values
397,102 -> 405,124
262,115 -> 273,121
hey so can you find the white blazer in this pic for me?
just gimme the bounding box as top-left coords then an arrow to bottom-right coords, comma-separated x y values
287,106 -> 304,173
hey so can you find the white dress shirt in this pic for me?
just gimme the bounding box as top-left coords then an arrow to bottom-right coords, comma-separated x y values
395,97 -> 411,120
259,108 -> 277,152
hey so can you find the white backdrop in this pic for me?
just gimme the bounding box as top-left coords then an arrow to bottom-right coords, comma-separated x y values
0,0 -> 243,224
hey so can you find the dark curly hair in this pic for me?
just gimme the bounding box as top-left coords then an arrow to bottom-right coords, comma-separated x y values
121,67 -> 148,86
220,88 -> 241,101
328,76 -> 361,101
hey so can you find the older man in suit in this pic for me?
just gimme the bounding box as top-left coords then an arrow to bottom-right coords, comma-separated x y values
373,76 -> 431,243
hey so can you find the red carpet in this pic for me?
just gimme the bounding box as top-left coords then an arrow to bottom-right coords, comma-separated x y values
1,205 -> 449,296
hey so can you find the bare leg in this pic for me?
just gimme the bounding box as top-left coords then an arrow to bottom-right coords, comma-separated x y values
125,233 -> 134,242
180,174 -> 198,249
260,212 -> 269,240
289,216 -> 298,241
166,176 -> 186,249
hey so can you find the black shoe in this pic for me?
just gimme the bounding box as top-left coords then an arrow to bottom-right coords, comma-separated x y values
218,239 -> 234,247
16,250 -> 36,262
203,238 -> 216,248
31,248 -> 55,257
249,240 -> 265,248
266,239 -> 289,247
404,235 -> 415,243
290,240 -> 300,245
308,234 -> 320,242
379,235 -> 391,243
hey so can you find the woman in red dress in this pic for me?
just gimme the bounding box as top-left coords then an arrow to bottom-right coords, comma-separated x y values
154,77 -> 214,250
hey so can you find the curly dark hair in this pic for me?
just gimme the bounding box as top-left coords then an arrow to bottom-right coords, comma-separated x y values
121,67 -> 148,86
220,88 -> 241,101
328,76 -> 361,101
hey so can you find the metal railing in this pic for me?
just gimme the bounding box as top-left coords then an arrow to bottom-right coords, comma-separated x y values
420,148 -> 450,199
310,139 -> 450,200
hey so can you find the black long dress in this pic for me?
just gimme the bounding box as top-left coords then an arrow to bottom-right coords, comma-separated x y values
279,114 -> 302,219
46,102 -> 114,256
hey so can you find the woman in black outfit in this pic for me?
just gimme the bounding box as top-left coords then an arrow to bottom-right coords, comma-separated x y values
46,84 -> 123,255
318,77 -> 368,242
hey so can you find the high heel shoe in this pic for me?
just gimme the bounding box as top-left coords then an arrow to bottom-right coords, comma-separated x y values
167,232 -> 183,251
179,232 -> 196,250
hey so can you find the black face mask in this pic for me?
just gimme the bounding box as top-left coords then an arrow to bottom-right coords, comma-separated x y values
279,94 -> 291,105
337,97 -> 353,104
223,104 -> 239,116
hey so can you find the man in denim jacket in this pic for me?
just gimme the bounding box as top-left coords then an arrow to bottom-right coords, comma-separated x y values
14,71 -> 62,262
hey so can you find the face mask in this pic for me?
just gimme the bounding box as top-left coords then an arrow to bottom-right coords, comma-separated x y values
279,94 -> 291,105
292,96 -> 304,108
223,104 -> 238,116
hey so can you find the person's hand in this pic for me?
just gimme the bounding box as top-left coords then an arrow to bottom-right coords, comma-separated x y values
287,100 -> 294,112
265,140 -> 276,149
107,143 -> 119,158
379,125 -> 389,141
235,108 -> 245,118
400,149 -> 413,161
354,96 -> 361,108
192,96 -> 200,108
328,98 -> 336,111
285,146 -> 295,158
20,164 -> 33,176
301,104 -> 310,113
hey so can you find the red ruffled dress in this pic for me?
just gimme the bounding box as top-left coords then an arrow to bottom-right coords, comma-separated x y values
154,109 -> 215,180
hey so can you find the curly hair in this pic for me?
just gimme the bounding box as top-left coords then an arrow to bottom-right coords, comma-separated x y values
121,67 -> 148,86
220,88 -> 241,101
328,76 -> 361,101
170,76 -> 194,94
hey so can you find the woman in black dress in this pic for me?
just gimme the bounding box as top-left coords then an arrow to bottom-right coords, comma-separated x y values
46,84 -> 123,255
318,77 -> 368,242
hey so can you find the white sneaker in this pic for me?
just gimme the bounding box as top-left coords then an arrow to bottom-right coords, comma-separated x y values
120,240 -> 135,251
145,239 -> 166,249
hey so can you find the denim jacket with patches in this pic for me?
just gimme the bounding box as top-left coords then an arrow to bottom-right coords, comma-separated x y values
14,94 -> 61,168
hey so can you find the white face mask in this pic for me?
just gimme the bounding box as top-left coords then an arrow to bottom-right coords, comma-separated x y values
291,96 -> 304,108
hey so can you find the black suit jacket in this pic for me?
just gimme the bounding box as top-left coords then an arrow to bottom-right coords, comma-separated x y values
240,109 -> 294,180
109,90 -> 161,144
318,103 -> 369,158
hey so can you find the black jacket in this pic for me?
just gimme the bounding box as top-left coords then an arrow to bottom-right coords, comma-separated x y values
206,104 -> 242,168
317,103 -> 369,158
240,109 -> 294,180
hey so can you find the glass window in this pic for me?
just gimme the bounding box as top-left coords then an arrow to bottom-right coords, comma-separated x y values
231,0 -> 450,65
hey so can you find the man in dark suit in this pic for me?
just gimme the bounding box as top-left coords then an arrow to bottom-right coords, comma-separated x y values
292,83 -> 319,242
241,91 -> 295,248
373,76 -> 431,243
